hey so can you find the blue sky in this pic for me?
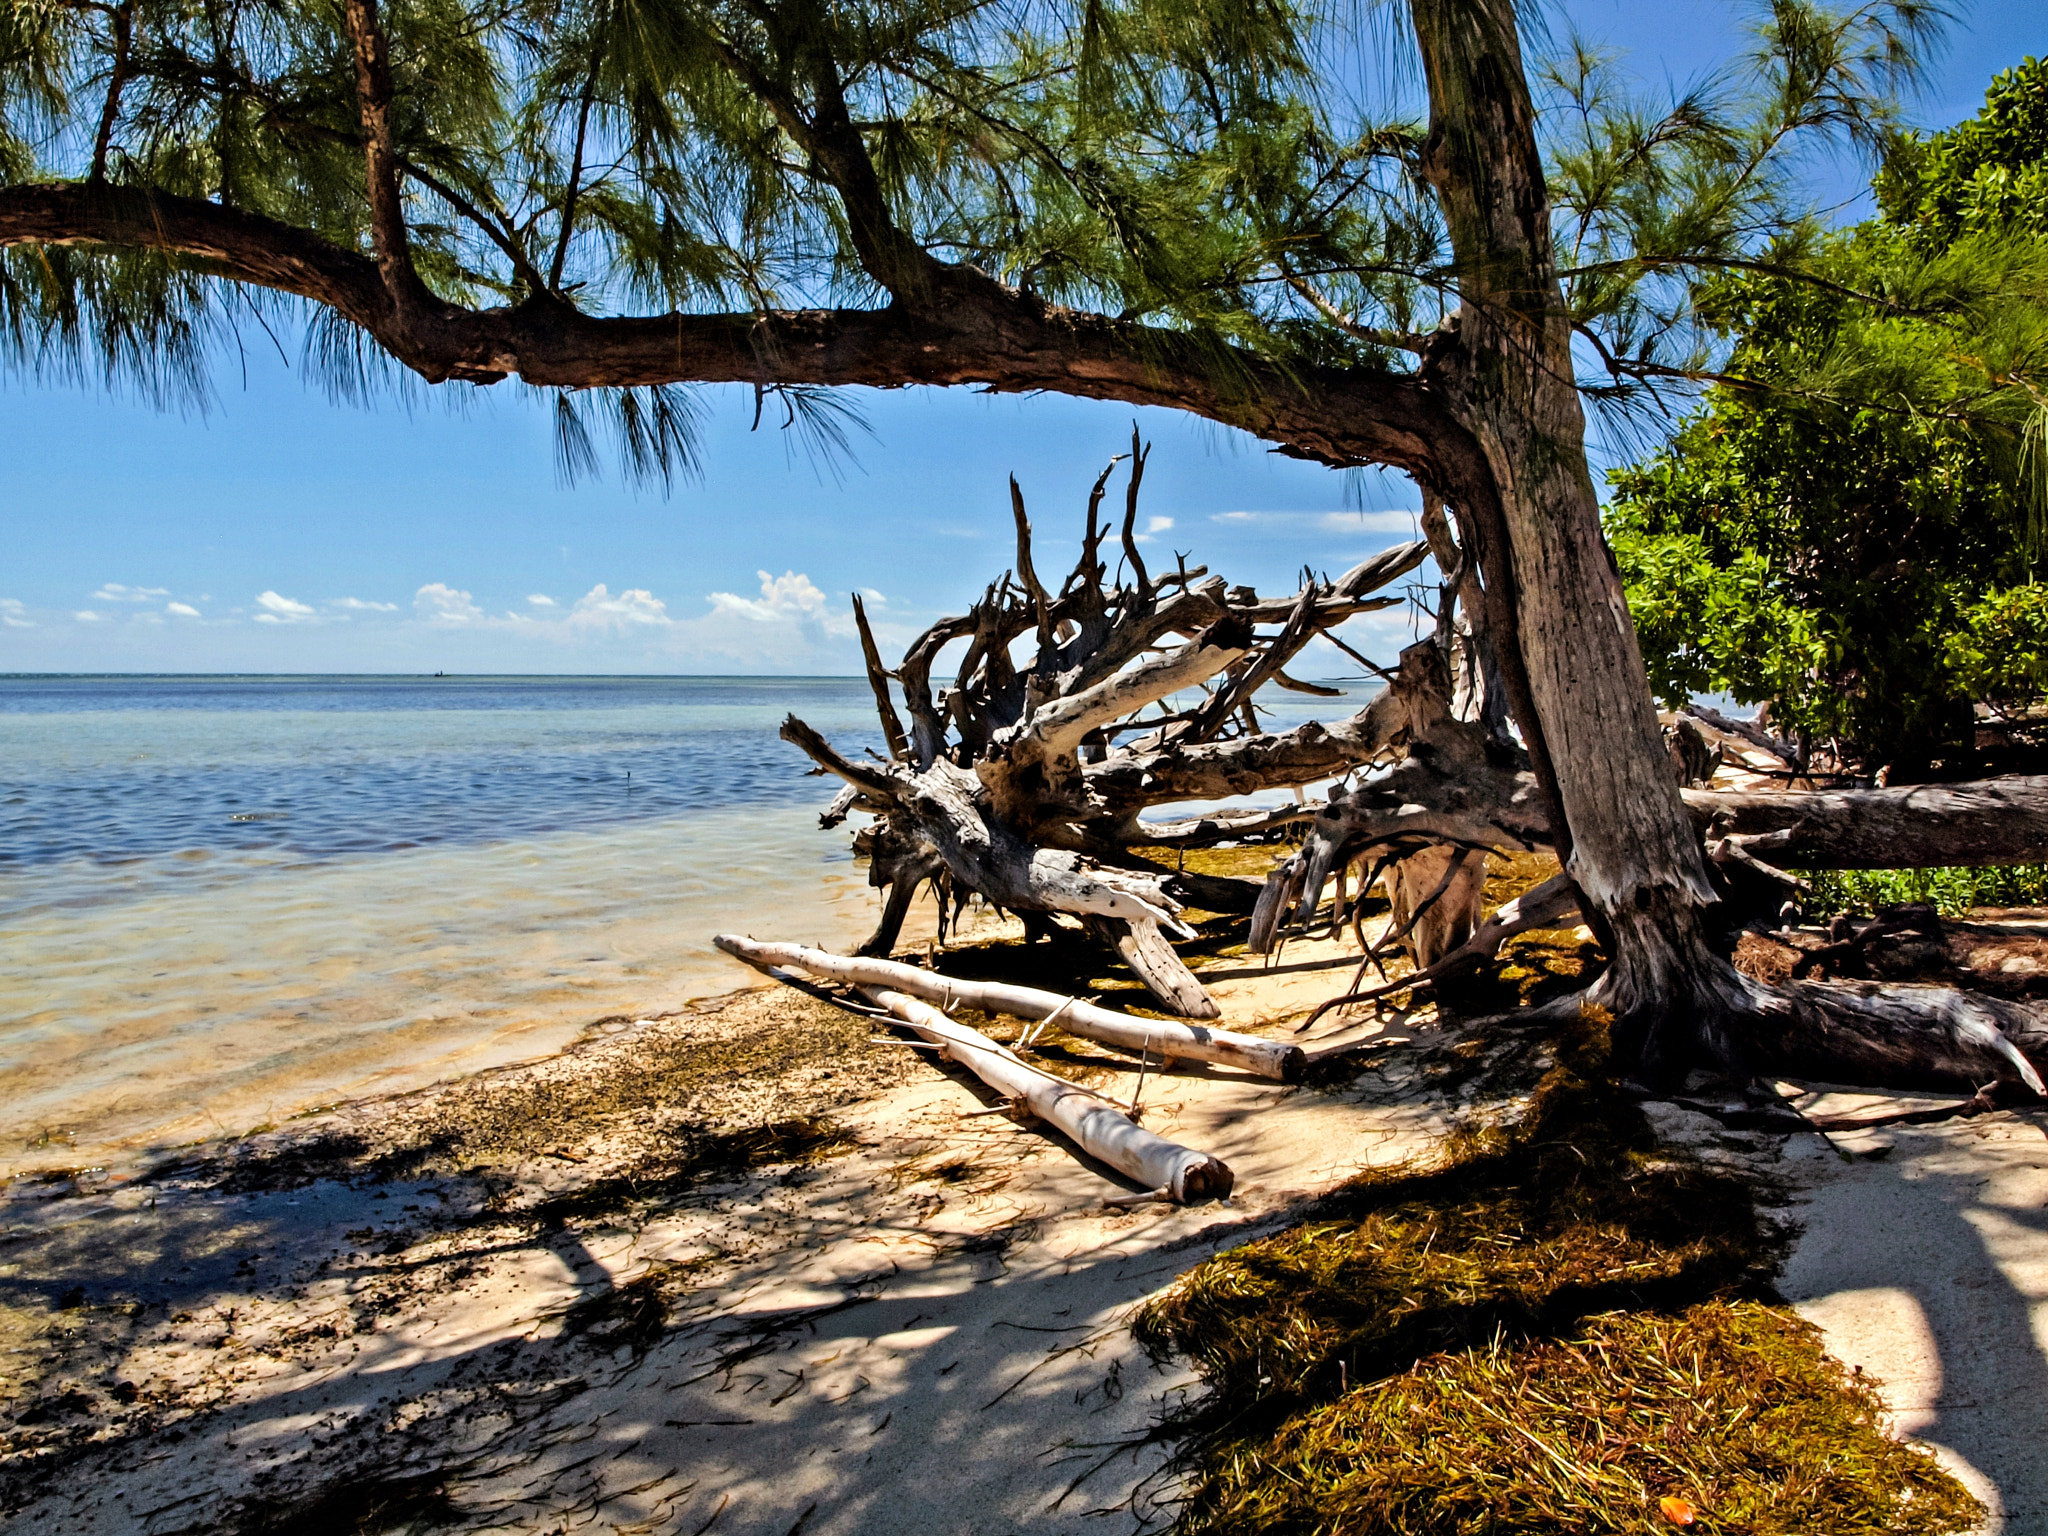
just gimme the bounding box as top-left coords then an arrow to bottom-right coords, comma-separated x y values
3,0 -> 2041,675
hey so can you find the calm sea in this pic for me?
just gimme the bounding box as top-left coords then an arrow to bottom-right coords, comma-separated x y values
0,675 -> 898,1177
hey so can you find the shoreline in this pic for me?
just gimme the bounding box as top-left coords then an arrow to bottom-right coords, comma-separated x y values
0,919 -> 1454,1531
0,841 -> 950,1188
3,911 -> 2044,1532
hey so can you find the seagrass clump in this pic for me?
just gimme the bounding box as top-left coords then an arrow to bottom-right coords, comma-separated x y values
1134,1014 -> 1983,1536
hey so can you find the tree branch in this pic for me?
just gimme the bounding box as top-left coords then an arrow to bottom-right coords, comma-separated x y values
1119,425 -> 1152,596
549,31 -> 606,293
0,184 -> 1458,466
88,2 -> 135,185
340,0 -> 432,321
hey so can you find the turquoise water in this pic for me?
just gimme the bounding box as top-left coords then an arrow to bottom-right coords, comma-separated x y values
0,676 -> 897,1175
1,672 -> 1374,1177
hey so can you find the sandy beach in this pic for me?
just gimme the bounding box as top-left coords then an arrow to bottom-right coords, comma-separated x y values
3,910 -> 2045,1534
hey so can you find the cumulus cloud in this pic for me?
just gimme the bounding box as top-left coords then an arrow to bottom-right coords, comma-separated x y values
414,583 -> 484,623
0,599 -> 32,628
331,597 -> 398,612
707,570 -> 828,623
92,583 -> 170,603
255,590 -> 317,623
74,610 -> 104,622
1146,516 -> 1175,534
569,584 -> 672,629
166,602 -> 201,618
526,593 -> 558,607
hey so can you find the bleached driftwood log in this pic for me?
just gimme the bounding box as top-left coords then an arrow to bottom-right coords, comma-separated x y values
780,435 -> 1431,1017
1683,776 -> 2048,870
713,934 -> 1304,1081
858,986 -> 1234,1202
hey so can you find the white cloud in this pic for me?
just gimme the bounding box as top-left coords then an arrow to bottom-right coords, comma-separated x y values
707,569 -> 828,623
0,599 -> 32,629
570,583 -> 672,629
526,593 -> 558,607
256,590 -> 317,620
166,602 -> 201,618
92,583 -> 170,603
414,583 -> 484,623
331,597 -> 398,612
859,588 -> 887,605
1146,516 -> 1175,534
74,610 -> 104,622
134,611 -> 164,625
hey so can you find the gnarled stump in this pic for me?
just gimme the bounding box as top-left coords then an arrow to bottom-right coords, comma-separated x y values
780,439 -> 1428,1016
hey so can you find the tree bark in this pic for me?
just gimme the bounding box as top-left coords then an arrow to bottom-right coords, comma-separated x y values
1686,777 -> 2048,869
1409,0 -> 1736,1080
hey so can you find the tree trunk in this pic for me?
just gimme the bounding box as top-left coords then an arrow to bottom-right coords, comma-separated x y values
1410,0 -> 1736,1081
1687,777 -> 2048,869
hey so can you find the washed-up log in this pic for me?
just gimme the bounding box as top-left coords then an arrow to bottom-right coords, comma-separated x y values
857,985 -> 1234,1203
1684,776 -> 2048,869
713,934 -> 1304,1082
1757,980 -> 2048,1096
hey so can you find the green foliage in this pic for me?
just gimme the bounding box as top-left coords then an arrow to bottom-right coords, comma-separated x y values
1800,863 -> 2048,918
1947,584 -> 2048,720
1607,58 -> 2048,763
1878,57 -> 2048,245
1135,1013 -> 1980,1535
0,0 -> 1966,482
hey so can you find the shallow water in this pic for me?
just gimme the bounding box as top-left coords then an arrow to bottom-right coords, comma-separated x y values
0,676 -> 895,1175
1,672 -> 1375,1178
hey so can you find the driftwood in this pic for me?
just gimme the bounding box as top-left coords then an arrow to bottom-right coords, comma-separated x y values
1250,640 -> 1549,957
777,451 -> 2048,1099
1684,777 -> 2048,870
1222,637 -> 2048,1092
712,935 -> 1304,1081
780,438 -> 1430,1016
712,934 -> 1234,1200
856,985 -> 1234,1202
1298,872 -> 1584,1028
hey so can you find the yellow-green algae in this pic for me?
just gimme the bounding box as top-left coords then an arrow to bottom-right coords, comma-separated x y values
1134,1011 -> 1981,1536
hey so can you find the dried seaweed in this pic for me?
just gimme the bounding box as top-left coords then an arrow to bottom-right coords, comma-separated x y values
1134,1011 -> 1983,1536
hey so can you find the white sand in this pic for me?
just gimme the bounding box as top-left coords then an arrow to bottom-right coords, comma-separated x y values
2,935 -> 1448,1534
1774,1094 -> 2048,1536
14,926 -> 2047,1535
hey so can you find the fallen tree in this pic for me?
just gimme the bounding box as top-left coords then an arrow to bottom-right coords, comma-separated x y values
785,462 -> 2048,1099
780,444 -> 1431,1018
1250,672 -> 2048,1089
